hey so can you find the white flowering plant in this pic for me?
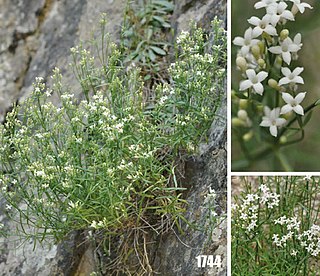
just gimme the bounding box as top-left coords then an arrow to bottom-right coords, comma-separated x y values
232,176 -> 320,274
0,15 -> 226,274
232,0 -> 320,171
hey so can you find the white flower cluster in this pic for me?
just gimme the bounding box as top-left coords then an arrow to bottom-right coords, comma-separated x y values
233,0 -> 312,137
272,216 -> 320,257
234,184 -> 280,233
298,224 -> 320,256
272,215 -> 300,247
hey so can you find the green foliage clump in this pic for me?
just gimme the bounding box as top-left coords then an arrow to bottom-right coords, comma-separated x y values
122,0 -> 174,80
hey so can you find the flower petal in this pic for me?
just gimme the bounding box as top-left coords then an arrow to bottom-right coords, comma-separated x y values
288,44 -> 300,52
293,67 -> 304,75
295,92 -> 306,103
280,104 -> 292,114
248,16 -> 260,26
281,67 -> 291,76
252,27 -> 262,37
282,10 -> 294,21
275,118 -> 286,126
269,125 -> 278,137
246,69 -> 256,80
282,92 -> 294,103
264,106 -> 271,116
269,46 -> 282,54
260,119 -> 271,127
240,80 -> 252,91
253,83 -> 264,95
233,37 -> 245,46
279,77 -> 290,86
257,71 -> 268,82
293,105 -> 304,115
293,76 -> 304,84
265,25 -> 277,36
282,52 -> 291,65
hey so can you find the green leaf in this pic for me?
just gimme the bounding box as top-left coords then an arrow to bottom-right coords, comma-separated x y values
234,92 -> 248,99
148,49 -> 156,62
153,0 -> 174,10
150,46 -> 166,55
144,74 -> 151,81
147,28 -> 153,41
314,98 -> 320,106
303,110 -> 313,126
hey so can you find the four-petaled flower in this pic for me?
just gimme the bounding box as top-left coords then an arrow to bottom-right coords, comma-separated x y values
281,92 -> 306,115
267,2 -> 295,25
289,0 -> 313,14
233,27 -> 260,55
254,0 -> 279,10
268,37 -> 300,65
240,69 -> 268,95
279,67 -> 304,86
260,106 -> 286,137
248,14 -> 278,37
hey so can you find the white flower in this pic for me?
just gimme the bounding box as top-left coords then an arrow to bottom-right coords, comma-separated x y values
35,170 -> 46,177
280,92 -> 306,115
260,106 -> 286,137
239,69 -> 268,95
90,220 -> 97,229
248,14 -> 278,37
159,95 -> 168,105
292,33 -> 302,60
268,37 -> 300,65
233,27 -> 260,55
290,250 -> 298,256
267,2 -> 295,25
45,90 -> 52,97
278,67 -> 304,86
289,0 -> 313,14
254,0 -> 279,9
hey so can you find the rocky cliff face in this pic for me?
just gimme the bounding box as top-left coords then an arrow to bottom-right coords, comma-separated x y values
0,0 -> 227,275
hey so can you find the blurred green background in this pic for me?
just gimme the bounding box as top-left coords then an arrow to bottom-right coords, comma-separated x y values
232,0 -> 320,171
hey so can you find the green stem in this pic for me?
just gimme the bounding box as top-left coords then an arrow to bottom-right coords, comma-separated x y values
275,151 -> 292,172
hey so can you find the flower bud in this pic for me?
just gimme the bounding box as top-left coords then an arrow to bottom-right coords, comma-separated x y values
256,105 -> 264,113
282,111 -> 293,120
268,79 -> 279,90
279,136 -> 287,144
258,58 -> 265,68
258,41 -> 265,54
275,56 -> 283,69
232,117 -> 245,127
280,29 -> 289,41
236,56 -> 247,72
243,131 -> 253,141
291,5 -> 299,16
239,99 -> 248,109
237,109 -> 248,121
231,89 -> 237,99
251,45 -> 261,60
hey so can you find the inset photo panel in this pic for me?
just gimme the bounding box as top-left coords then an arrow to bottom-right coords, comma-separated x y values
232,175 -> 320,275
231,0 -> 320,172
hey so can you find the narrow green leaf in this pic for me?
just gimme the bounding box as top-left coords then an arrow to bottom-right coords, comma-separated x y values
314,98 -> 320,106
150,46 -> 166,55
148,49 -> 156,62
303,110 -> 313,126
153,0 -> 174,10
